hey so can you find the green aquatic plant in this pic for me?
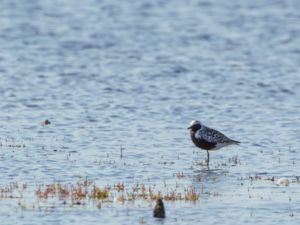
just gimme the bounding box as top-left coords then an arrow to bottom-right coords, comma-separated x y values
92,185 -> 109,200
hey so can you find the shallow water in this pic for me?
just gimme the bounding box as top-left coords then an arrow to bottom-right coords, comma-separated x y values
0,0 -> 300,224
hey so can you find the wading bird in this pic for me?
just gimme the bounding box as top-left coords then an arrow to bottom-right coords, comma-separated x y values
188,120 -> 240,165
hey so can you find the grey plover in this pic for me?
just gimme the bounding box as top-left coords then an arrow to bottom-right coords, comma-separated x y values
153,198 -> 165,218
188,120 -> 240,165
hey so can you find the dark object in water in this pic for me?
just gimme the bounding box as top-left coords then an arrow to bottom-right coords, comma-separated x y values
43,119 -> 51,125
153,199 -> 165,218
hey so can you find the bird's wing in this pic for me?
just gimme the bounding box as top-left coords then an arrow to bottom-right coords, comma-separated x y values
196,126 -> 234,143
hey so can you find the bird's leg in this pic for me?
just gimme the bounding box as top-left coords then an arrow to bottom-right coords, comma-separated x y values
206,150 -> 210,166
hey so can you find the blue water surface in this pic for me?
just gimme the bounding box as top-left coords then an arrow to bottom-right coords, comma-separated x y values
0,0 -> 300,224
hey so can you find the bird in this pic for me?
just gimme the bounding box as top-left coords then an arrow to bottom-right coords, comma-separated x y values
153,198 -> 165,218
188,120 -> 240,165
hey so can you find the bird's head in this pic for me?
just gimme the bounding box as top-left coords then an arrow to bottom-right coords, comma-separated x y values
188,120 -> 202,131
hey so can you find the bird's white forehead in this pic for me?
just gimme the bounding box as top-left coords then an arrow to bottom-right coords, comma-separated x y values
189,120 -> 201,126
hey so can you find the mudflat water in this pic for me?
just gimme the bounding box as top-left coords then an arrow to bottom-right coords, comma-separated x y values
0,0 -> 300,224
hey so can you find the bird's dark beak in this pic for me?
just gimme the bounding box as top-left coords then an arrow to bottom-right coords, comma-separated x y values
187,126 -> 192,130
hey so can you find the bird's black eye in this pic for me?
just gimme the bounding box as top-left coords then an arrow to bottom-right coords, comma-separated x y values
196,124 -> 201,130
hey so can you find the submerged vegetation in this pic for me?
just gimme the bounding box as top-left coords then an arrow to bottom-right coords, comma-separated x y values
0,178 -> 201,211
1,172 -> 298,212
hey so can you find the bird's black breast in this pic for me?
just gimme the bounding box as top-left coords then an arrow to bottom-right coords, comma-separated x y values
190,132 -> 216,150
